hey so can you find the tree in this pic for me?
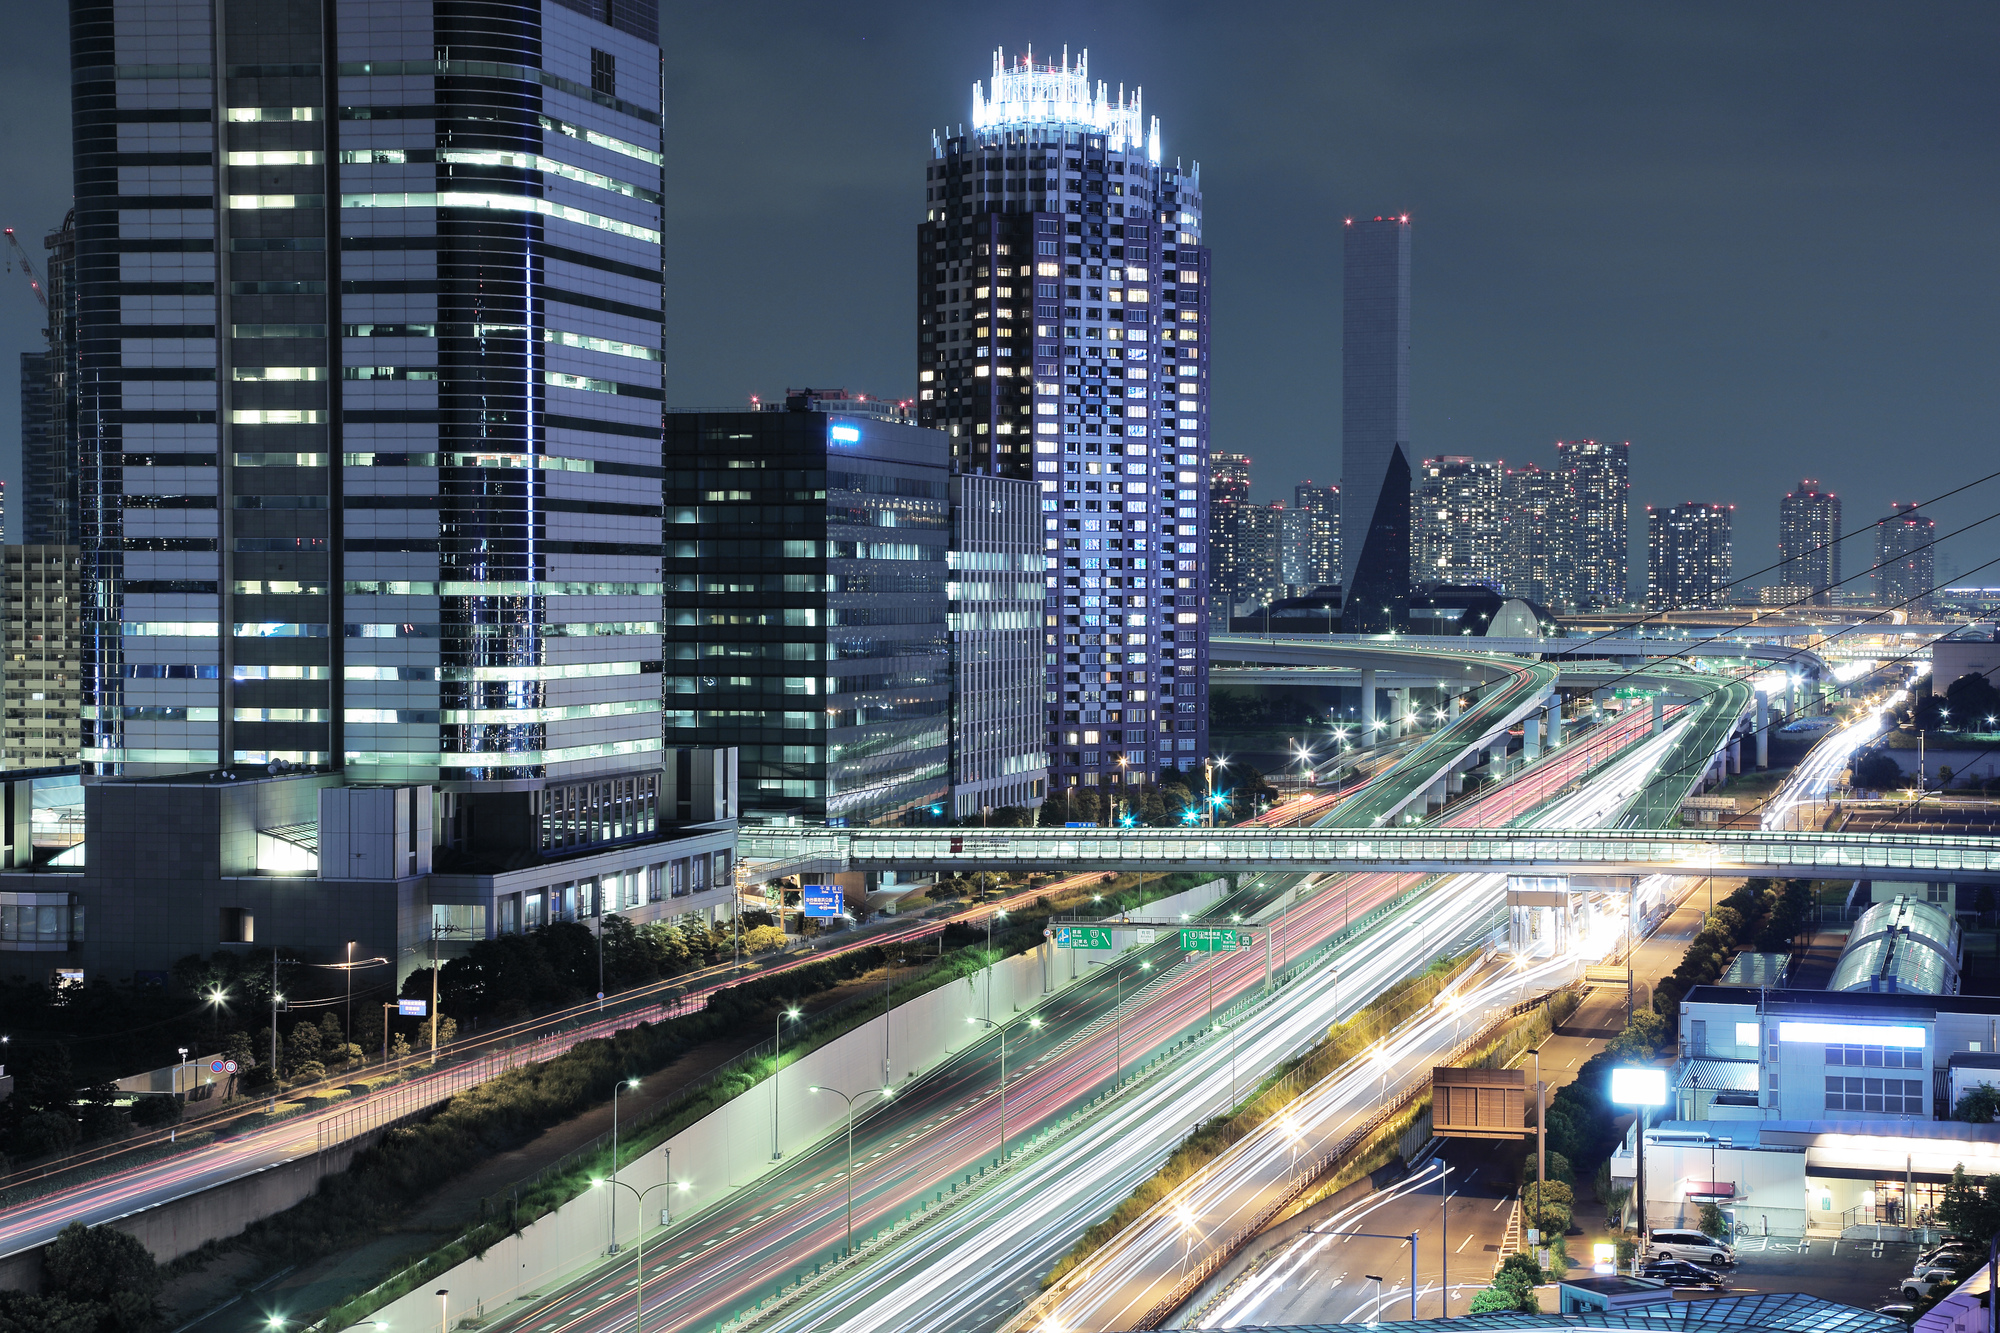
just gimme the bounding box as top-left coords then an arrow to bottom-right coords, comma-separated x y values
1471,1252 -> 1545,1313
1945,672 -> 2000,730
1851,750 -> 1905,790
1697,1202 -> 1728,1238
283,1018 -> 322,1076
1936,1164 -> 2000,1241
40,1220 -> 162,1332
1955,1085 -> 2000,1125
1524,1150 -> 1575,1188
743,924 -> 789,954
1524,1179 -> 1575,1236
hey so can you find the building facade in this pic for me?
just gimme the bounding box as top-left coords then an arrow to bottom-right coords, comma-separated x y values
664,404 -> 951,826
1291,480 -> 1339,592
1340,216 -> 1412,632
918,49 -> 1210,791
1554,439 -> 1630,610
948,471 -> 1047,816
4,546 -> 84,769
1501,462 -> 1560,606
70,0 -> 668,830
24,210 -> 80,548
1647,501 -> 1735,610
1207,450 -> 1250,610
1778,479 -> 1841,607
1874,502 -> 1936,613
1413,455 -> 1505,592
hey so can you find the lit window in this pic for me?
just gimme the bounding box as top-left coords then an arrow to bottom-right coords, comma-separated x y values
228,150 -> 322,165
232,367 -> 322,381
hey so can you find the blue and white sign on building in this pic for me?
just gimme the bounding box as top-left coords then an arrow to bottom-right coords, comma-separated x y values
802,886 -> 845,918
398,999 -> 428,1017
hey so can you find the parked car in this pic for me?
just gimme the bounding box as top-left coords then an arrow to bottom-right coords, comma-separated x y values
1915,1243 -> 1974,1272
1639,1259 -> 1728,1290
1646,1230 -> 1735,1266
1901,1268 -> 1960,1300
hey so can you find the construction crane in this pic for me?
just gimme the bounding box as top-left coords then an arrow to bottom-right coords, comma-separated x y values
4,226 -> 48,309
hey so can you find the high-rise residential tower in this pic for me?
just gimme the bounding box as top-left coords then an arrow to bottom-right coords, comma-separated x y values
1413,455 -> 1505,591
1501,462 -> 1559,606
1646,502 -> 1734,610
919,49 -> 1210,792
1874,502 -> 1936,613
1340,215 -> 1412,632
71,0 -> 667,801
1207,450 -> 1250,610
1778,479 -> 1841,606
1292,480 -> 1339,589
1554,439 -> 1630,609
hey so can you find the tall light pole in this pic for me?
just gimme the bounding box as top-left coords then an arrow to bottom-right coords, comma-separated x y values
1087,959 -> 1123,1085
772,1006 -> 800,1160
590,1162 -> 678,1333
967,1015 -> 1039,1167
985,910 -> 1007,1022
344,940 -> 355,1044
808,1083 -> 895,1254
606,1076 -> 639,1253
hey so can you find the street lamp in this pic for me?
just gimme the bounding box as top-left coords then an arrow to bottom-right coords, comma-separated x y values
1086,959 -> 1124,1085
808,1083 -> 895,1253
967,1015 -> 1039,1167
606,1076 -> 640,1253
772,1006 -> 801,1160
1610,1066 -> 1669,1241
590,1147 -> 680,1332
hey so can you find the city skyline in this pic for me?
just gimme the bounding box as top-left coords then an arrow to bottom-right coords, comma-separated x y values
1,3 -> 1996,594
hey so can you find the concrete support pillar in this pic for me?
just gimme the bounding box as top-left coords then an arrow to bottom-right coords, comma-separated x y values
1650,693 -> 1665,736
1489,742 -> 1506,770
1524,715 -> 1542,761
1447,765 -> 1465,795
1388,688 -> 1406,740
1755,692 -> 1770,770
1784,675 -> 1796,719
1360,668 -> 1377,739
1447,692 -> 1462,723
1730,739 -> 1742,774
1545,703 -> 1563,749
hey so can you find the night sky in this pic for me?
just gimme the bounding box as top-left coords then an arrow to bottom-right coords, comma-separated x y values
2,1 -> 1995,593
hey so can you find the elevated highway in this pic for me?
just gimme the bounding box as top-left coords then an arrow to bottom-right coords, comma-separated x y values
736,825 -> 2000,884
1212,632 -> 1833,680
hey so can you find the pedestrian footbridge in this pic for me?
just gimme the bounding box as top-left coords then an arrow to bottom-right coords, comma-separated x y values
737,826 -> 2000,884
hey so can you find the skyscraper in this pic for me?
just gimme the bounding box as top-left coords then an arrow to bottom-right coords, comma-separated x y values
3,545 -> 83,770
24,211 -> 79,548
1777,479 -> 1841,607
948,471 -> 1049,817
1292,481 -> 1340,590
1208,450 -> 1251,610
1554,439 -> 1630,609
1874,502 -> 1936,613
665,400 -> 951,826
1340,215 -> 1412,632
1501,462 -> 1560,606
1413,455 -> 1505,591
1646,502 -> 1734,610
72,0 -> 667,808
920,49 -> 1210,791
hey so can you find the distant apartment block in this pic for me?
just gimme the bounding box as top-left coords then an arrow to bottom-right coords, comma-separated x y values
1647,502 -> 1734,610
4,546 -> 82,770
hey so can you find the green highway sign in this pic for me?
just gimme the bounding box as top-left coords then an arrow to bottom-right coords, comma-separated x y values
1054,926 -> 1114,949
1180,927 -> 1246,953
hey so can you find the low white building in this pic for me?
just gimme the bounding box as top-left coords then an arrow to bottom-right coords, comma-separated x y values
1609,984 -> 2000,1237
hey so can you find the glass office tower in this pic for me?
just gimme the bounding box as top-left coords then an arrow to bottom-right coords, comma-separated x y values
69,0 -> 665,819
918,48 -> 1210,796
1340,215 -> 1412,632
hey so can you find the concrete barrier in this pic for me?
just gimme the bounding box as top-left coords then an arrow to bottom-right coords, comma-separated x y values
0,1132 -> 379,1294
366,942 -> 1073,1329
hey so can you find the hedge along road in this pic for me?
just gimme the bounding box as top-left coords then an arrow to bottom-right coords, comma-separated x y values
0,864 -> 1136,1266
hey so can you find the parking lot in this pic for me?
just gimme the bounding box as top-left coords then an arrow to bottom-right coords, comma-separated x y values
1719,1235 -> 1932,1314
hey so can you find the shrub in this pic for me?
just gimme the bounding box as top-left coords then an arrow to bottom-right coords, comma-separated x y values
1697,1202 -> 1727,1238
1955,1085 -> 2000,1124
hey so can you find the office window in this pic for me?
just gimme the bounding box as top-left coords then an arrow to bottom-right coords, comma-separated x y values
1826,1044 -> 1924,1069
591,48 -> 616,95
1824,1076 -> 1924,1115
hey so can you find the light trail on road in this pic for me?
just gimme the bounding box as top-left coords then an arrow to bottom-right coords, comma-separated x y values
478,687 -> 1676,1333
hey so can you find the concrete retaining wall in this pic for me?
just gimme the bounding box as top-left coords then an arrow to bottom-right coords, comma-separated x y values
368,941 -> 1073,1329
0,1133 -> 378,1294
